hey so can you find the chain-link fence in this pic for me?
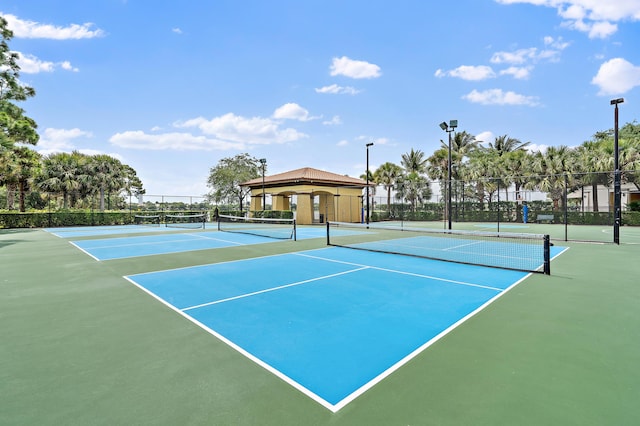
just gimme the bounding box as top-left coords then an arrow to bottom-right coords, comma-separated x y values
2,171 -> 639,243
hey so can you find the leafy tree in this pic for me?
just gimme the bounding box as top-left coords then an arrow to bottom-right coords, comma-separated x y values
1,16 -> 38,149
207,153 -> 261,211
122,164 -> 145,198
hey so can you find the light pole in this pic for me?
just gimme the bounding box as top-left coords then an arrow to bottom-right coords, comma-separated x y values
610,98 -> 624,244
259,158 -> 267,211
439,119 -> 457,230
366,142 -> 374,224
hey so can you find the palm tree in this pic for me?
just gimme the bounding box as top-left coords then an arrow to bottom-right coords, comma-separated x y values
401,148 -> 428,174
373,162 -> 403,214
37,152 -> 84,209
530,146 -> 574,210
574,141 -> 609,212
489,135 -> 530,155
502,149 -> 533,220
395,172 -> 431,212
87,154 -> 125,211
10,147 -> 41,211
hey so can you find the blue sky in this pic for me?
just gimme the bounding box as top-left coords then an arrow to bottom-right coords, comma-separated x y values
2,0 -> 640,196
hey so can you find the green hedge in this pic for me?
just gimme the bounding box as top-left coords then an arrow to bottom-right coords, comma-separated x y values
250,210 -> 294,219
0,210 -> 211,229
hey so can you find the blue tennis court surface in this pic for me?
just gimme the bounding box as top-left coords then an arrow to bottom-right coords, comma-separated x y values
67,227 -> 353,260
44,224 -> 200,238
70,231 -> 279,260
125,245 -> 566,412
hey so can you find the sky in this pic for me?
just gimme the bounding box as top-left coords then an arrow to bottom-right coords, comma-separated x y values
2,0 -> 640,197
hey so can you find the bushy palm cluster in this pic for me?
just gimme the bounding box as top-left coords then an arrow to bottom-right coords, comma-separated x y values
369,125 -> 640,215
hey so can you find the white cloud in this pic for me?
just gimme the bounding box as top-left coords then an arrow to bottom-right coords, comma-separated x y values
462,89 -> 540,106
527,143 -> 549,153
15,53 -> 55,73
491,47 -> 545,64
36,128 -> 99,156
110,131 -> 244,151
495,0 -> 640,38
59,61 -> 79,72
3,13 -> 105,39
14,51 -> 79,73
175,112 -> 308,145
435,65 -> 496,81
315,84 -> 361,95
323,115 -> 342,126
172,28 -> 182,34
337,140 -> 349,147
330,56 -> 381,79
499,66 -> 532,79
475,131 -> 495,145
591,57 -> 640,95
36,128 -> 92,151
272,103 -> 318,121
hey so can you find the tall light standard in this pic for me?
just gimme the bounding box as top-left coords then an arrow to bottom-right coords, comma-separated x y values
366,142 -> 374,224
259,158 -> 267,211
439,119 -> 457,230
610,98 -> 624,244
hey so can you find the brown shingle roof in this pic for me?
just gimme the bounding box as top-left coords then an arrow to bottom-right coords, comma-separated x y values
242,167 -> 366,187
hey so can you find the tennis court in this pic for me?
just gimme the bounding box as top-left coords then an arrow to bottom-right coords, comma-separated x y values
3,224 -> 640,425
125,244 -> 565,412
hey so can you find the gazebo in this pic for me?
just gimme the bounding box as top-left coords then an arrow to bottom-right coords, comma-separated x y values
241,167 -> 368,225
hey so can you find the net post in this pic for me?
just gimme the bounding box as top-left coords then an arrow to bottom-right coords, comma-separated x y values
543,234 -> 551,275
293,220 -> 297,241
326,221 -> 330,246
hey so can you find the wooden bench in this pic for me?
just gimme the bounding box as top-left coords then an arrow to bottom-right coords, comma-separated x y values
536,214 -> 554,223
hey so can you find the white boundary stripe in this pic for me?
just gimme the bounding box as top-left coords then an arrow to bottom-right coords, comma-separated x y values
68,241 -> 100,261
69,231 -> 256,261
182,267 -> 368,311
294,252 -> 504,292
123,274 -> 339,412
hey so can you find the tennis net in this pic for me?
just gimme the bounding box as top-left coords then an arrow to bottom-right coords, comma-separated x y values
218,214 -> 296,240
165,213 -> 206,229
326,221 -> 551,274
133,214 -> 160,226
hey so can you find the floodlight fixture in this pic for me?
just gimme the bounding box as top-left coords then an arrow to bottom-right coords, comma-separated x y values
610,98 -> 624,105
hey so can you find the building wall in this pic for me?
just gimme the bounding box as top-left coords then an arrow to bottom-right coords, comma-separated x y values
248,184 -> 364,225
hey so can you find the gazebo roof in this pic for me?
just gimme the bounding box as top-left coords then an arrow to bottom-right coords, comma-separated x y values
242,167 -> 366,188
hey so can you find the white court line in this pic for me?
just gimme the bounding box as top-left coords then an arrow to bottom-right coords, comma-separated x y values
68,241 -> 100,261
295,252 -> 504,292
359,238 -> 531,262
182,267 -> 368,311
443,240 -> 485,251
